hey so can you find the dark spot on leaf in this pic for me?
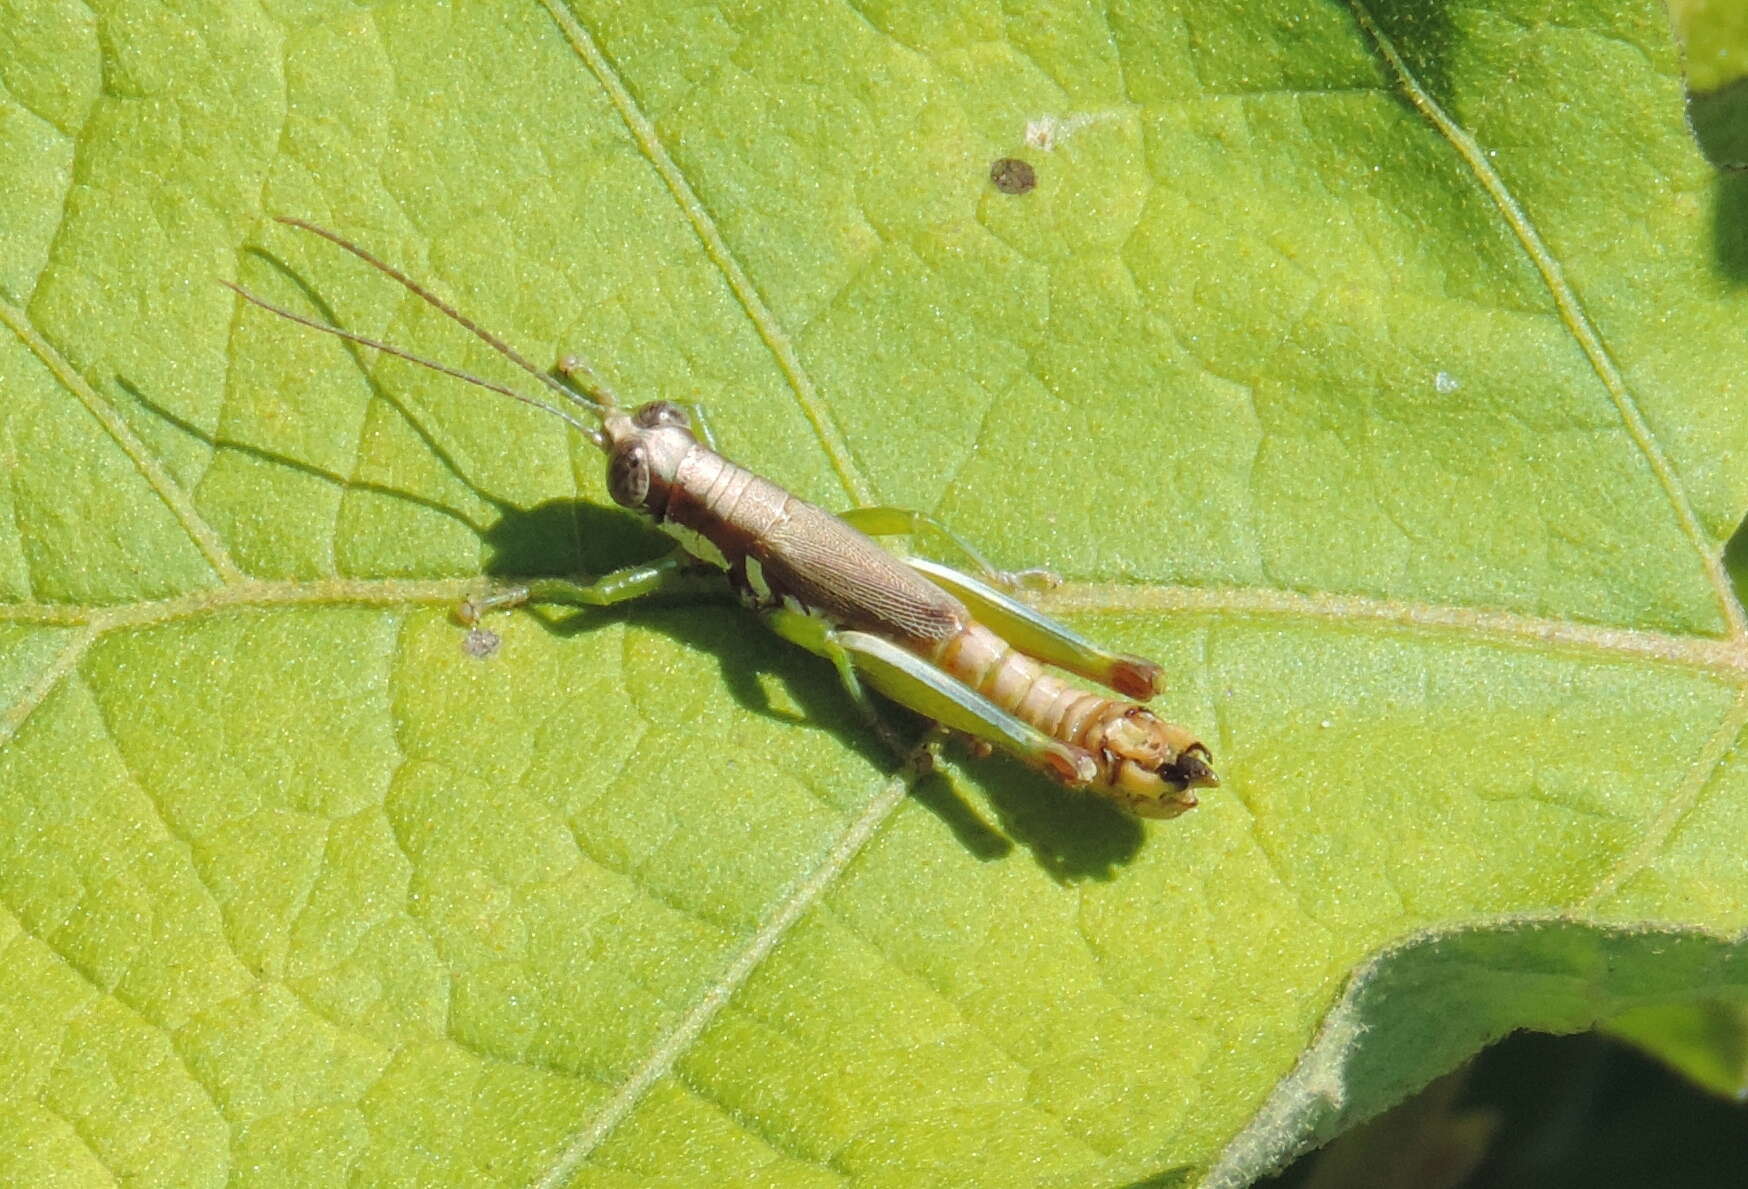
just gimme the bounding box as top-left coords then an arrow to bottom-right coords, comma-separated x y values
989,157 -> 1036,195
463,627 -> 501,659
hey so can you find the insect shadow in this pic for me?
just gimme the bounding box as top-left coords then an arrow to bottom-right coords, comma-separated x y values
480,498 -> 1146,880
115,375 -> 498,534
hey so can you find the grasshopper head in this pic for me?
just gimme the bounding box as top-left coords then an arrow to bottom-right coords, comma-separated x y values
603,401 -> 700,515
1098,711 -> 1218,819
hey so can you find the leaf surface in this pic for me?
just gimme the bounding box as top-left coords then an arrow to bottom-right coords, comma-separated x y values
2,1 -> 1746,1184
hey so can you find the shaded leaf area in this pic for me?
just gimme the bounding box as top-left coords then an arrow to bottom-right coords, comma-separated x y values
1690,80 -> 1748,166
1213,921 -> 1748,1186
3,1 -> 1747,1185
1266,1029 -> 1748,1189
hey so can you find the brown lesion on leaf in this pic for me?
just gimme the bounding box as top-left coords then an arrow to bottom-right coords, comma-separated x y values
989,157 -> 1037,195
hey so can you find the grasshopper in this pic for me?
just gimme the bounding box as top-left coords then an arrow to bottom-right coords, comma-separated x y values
225,218 -> 1218,818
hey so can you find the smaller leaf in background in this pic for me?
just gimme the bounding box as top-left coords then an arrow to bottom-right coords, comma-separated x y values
1675,0 -> 1748,166
1672,0 -> 1748,94
1607,998 -> 1748,1100
1280,1069 -> 1497,1189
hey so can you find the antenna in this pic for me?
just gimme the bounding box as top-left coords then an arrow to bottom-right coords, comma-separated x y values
220,280 -> 606,447
275,218 -> 622,415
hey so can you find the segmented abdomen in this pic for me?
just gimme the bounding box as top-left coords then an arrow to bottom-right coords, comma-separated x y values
931,622 -> 1126,773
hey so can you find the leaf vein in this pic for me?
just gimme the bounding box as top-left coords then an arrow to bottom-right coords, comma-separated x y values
4,578 -> 1745,677
0,297 -> 245,584
1044,581 -> 1748,675
534,0 -> 872,507
1580,684 -> 1748,908
1346,0 -> 1745,637
0,625 -> 96,750
532,774 -> 910,1187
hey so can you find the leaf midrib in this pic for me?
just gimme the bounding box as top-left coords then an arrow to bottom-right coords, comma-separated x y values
3,577 -> 1743,673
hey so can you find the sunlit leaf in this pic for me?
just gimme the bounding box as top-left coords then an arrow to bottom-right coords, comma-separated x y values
3,1 -> 1745,1183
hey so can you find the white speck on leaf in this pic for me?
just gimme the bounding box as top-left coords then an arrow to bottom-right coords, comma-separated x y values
1025,110 -> 1123,150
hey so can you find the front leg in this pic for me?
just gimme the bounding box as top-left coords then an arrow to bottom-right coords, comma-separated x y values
457,551 -> 720,625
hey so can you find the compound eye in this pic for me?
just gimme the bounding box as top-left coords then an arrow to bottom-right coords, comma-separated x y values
607,442 -> 651,509
633,400 -> 690,430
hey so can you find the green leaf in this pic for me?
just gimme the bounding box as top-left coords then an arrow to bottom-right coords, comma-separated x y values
1675,0 -> 1748,168
3,1 -> 1746,1184
1673,0 -> 1748,94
